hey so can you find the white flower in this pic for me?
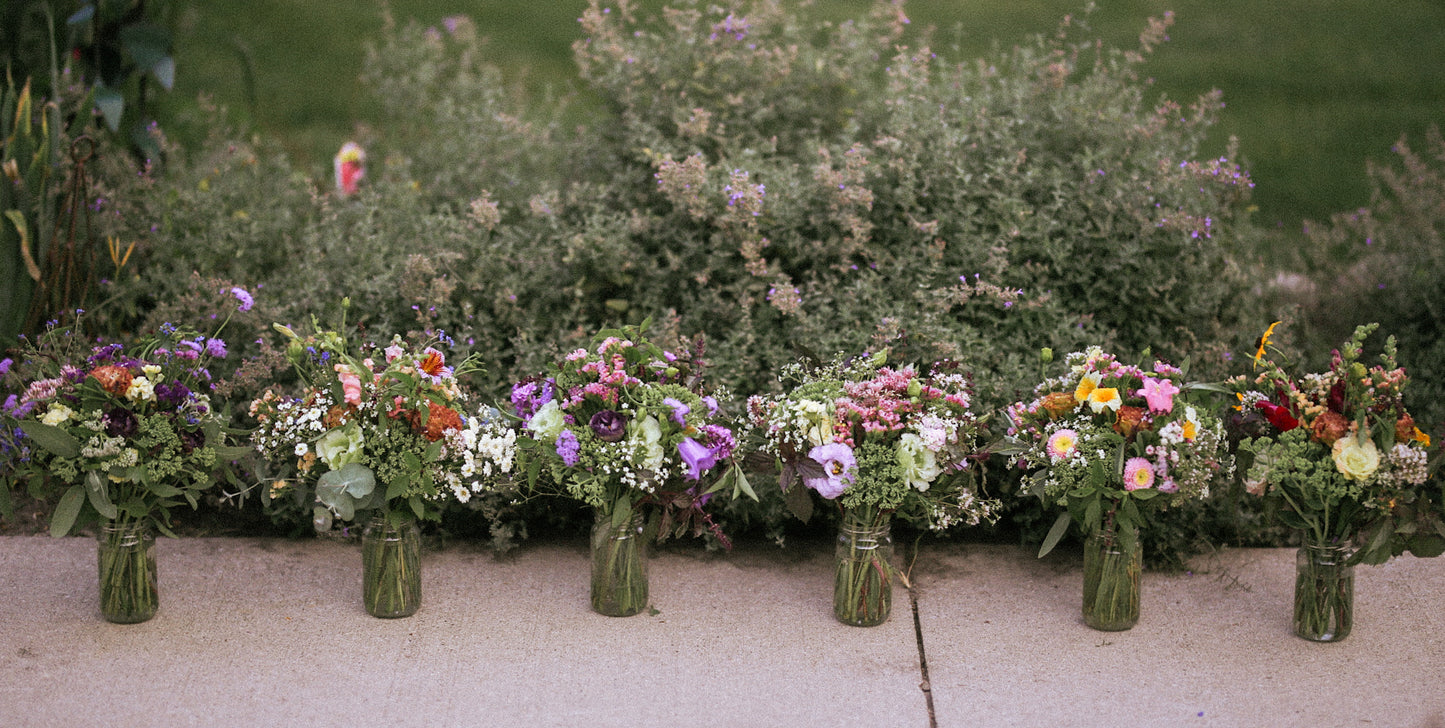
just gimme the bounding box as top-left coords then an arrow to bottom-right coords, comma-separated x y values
1332,433 -> 1380,482
526,400 -> 565,440
897,433 -> 942,492
791,399 -> 835,447
141,364 -> 162,378
125,376 -> 155,402
40,403 -> 74,426
294,442 -> 309,457
315,422 -> 365,469
629,415 -> 664,471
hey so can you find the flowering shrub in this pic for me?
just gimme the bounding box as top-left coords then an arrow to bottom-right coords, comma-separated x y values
1229,323 -> 1442,563
1006,346 -> 1233,554
249,311 -> 515,530
0,314 -> 250,535
509,322 -> 749,543
745,350 -> 1000,532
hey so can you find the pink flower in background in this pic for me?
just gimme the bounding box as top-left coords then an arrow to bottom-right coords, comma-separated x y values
1138,377 -> 1180,413
334,142 -> 365,195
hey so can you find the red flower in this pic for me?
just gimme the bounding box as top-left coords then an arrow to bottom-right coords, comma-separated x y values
1256,401 -> 1298,432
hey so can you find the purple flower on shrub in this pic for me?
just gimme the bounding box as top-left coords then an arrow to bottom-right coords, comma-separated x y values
556,429 -> 580,467
230,287 -> 254,312
662,397 -> 690,426
677,437 -> 717,481
589,410 -> 627,442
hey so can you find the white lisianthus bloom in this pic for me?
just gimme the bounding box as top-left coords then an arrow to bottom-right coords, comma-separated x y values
792,399 -> 834,447
897,432 -> 942,491
315,421 -> 365,469
526,400 -> 565,440
629,415 -> 665,471
41,403 -> 74,426
1332,432 -> 1380,482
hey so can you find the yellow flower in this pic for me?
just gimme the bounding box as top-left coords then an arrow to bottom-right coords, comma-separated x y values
1253,320 -> 1281,369
1332,433 -> 1380,482
1074,371 -> 1101,403
1414,427 -> 1431,448
1087,387 -> 1121,413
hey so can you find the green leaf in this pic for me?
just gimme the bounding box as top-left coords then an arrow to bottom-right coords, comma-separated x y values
730,464 -> 757,501
611,494 -> 633,529
148,482 -> 183,498
408,494 -> 425,520
16,421 -> 80,458
51,485 -> 86,537
84,471 -> 117,520
93,85 -> 123,132
782,478 -> 814,523
1037,512 -> 1072,558
151,56 -> 175,90
211,444 -> 253,461
386,474 -> 410,501
119,23 -> 172,72
1131,488 -> 1160,501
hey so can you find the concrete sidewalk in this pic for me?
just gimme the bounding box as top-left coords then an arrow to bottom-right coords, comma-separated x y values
0,534 -> 1441,728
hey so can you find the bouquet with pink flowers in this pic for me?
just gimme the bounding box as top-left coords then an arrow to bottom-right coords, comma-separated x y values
746,350 -> 998,626
1005,346 -> 1231,630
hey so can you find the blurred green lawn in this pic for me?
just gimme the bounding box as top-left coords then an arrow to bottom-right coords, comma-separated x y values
166,0 -> 1445,229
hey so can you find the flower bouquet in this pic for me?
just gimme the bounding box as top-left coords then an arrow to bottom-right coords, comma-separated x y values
746,351 -> 1000,626
1006,347 -> 1231,630
509,322 -> 749,617
250,312 -> 514,617
1229,322 -> 1441,642
1,314 -> 250,623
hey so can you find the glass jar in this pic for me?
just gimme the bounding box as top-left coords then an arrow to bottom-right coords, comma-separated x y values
833,508 -> 893,627
1082,526 -> 1141,631
1293,538 -> 1353,642
97,520 -> 158,624
590,507 -> 649,617
361,514 -> 422,618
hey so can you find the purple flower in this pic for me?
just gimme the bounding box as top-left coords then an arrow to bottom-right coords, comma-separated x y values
510,378 -> 554,420
803,443 -> 857,499
701,424 -> 736,461
589,410 -> 627,442
701,395 -> 718,416
0,358 -> 11,375
155,381 -> 192,408
103,408 -> 138,439
205,338 -> 228,358
179,428 -> 206,454
556,429 -> 580,467
677,437 -> 717,481
663,397 -> 690,426
230,287 -> 254,312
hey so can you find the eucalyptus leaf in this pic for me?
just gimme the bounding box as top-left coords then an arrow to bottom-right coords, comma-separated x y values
51,485 -> 86,537
1037,512 -> 1072,558
16,420 -> 80,458
84,471 -> 118,520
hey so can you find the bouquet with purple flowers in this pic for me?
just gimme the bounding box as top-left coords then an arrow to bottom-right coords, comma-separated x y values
509,321 -> 750,616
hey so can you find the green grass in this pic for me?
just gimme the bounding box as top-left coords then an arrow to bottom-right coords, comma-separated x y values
160,0 -> 1445,230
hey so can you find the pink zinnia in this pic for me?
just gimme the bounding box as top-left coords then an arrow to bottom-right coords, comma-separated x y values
1123,457 -> 1155,491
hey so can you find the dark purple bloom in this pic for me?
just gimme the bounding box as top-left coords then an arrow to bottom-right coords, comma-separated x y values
155,381 -> 192,408
589,410 -> 627,442
103,408 -> 138,439
556,429 -> 580,467
179,427 -> 206,454
677,437 -> 717,481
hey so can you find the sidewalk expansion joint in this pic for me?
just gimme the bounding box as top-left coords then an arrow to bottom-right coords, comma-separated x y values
910,586 -> 938,728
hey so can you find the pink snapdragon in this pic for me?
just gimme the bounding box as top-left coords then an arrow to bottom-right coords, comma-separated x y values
335,364 -> 363,405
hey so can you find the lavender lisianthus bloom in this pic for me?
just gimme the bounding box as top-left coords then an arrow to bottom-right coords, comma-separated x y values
677,437 -> 717,480
589,410 -> 628,442
803,443 -> 857,499
556,429 -> 581,467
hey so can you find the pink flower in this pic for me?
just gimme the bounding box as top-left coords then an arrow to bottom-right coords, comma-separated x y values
803,443 -> 857,499
335,365 -> 363,405
1045,429 -> 1078,461
1137,377 -> 1180,413
1123,457 -> 1155,491
384,344 -> 404,363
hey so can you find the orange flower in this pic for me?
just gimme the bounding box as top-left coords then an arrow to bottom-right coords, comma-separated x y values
1040,392 -> 1078,419
1310,411 -> 1350,446
1114,406 -> 1149,438
89,365 -> 133,396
